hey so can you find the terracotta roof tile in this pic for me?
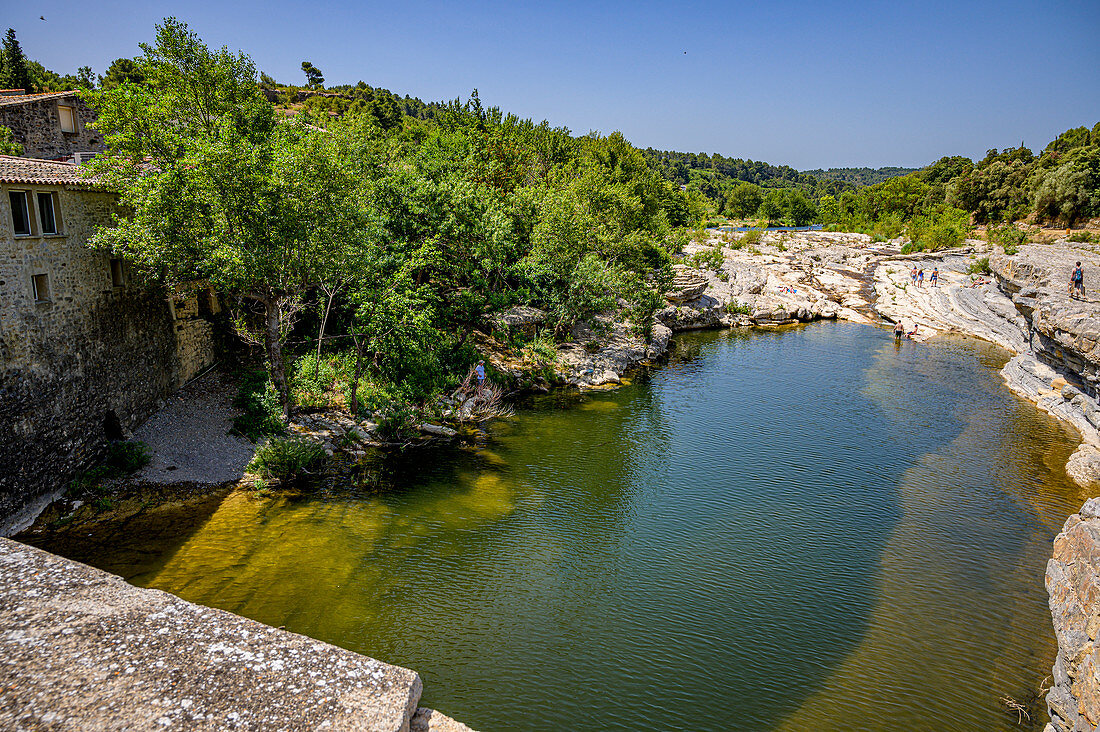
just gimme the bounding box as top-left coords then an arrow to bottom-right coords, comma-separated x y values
0,90 -> 81,108
0,155 -> 102,187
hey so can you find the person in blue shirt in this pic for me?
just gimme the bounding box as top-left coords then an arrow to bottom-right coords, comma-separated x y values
475,360 -> 486,394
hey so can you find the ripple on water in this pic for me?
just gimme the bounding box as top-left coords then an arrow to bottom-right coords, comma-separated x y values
19,323 -> 1088,732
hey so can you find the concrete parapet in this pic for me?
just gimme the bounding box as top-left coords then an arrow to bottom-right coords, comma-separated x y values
0,538 -> 427,731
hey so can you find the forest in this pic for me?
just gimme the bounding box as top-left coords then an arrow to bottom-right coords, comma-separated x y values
2,21 -> 1098,429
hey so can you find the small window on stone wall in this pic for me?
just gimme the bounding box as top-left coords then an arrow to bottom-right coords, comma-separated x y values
9,191 -> 31,235
110,258 -> 126,287
58,105 -> 76,133
37,192 -> 58,234
32,273 -> 50,302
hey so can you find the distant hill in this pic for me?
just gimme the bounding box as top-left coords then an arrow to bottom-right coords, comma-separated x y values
802,167 -> 918,187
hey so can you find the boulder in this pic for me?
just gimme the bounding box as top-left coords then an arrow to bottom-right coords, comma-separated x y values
665,265 -> 708,303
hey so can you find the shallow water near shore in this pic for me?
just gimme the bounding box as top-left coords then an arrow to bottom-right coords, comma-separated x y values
22,322 -> 1088,731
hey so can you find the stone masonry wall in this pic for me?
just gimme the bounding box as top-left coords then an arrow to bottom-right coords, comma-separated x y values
0,185 -> 213,533
0,95 -> 103,160
1046,497 -> 1100,732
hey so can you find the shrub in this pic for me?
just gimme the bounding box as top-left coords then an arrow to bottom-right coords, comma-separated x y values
988,223 -> 1028,251
375,403 -> 418,442
232,368 -> 286,440
246,437 -> 326,482
741,229 -> 764,247
1068,231 -> 1096,243
968,257 -> 991,275
689,246 -> 725,270
726,301 -> 752,315
907,206 -> 971,251
104,441 -> 151,473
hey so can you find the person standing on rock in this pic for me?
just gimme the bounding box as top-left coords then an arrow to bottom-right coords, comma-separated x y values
930,267 -> 939,287
475,360 -> 486,394
917,269 -> 924,287
1071,262 -> 1085,300
911,266 -> 918,285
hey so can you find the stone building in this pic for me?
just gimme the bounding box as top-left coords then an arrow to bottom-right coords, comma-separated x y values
0,90 -> 104,161
0,156 -> 216,532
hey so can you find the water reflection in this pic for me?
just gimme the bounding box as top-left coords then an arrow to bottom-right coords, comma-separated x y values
19,323 -> 1085,732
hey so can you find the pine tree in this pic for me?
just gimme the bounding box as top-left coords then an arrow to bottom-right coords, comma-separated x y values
2,29 -> 33,92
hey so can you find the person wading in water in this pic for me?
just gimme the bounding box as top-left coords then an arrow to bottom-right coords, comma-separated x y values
894,320 -> 905,341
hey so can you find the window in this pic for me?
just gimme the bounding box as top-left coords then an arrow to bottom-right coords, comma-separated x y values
110,258 -> 126,287
58,105 -> 76,133
37,192 -> 57,234
32,273 -> 50,302
9,191 -> 30,235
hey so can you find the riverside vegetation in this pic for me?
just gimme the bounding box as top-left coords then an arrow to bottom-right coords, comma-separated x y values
3,19 -> 1095,460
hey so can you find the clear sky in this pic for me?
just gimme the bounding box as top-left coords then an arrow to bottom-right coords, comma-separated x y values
5,0 -> 1098,169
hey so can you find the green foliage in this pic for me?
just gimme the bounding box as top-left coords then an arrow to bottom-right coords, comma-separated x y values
726,301 -> 752,315
968,257 -> 991,275
0,125 -> 21,155
301,60 -> 324,89
65,441 -> 150,496
1033,148 -> 1100,227
375,403 -> 418,442
741,229 -> 764,247
907,206 -> 971,251
804,167 -> 919,187
247,437 -> 326,482
689,246 -> 725,271
1068,231 -> 1096,243
1,29 -> 32,92
988,223 -> 1028,250
104,441 -> 152,473
98,58 -> 145,89
232,368 -> 286,440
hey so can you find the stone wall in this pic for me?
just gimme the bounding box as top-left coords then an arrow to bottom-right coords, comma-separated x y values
0,185 -> 214,533
0,94 -> 103,160
1046,498 -> 1100,732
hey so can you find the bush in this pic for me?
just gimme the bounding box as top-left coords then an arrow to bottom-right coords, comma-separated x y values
246,437 -> 326,482
988,223 -> 1028,250
741,229 -> 764,247
726,301 -> 752,315
907,206 -> 971,251
689,246 -> 725,270
104,441 -> 151,473
375,402 -> 418,442
232,368 -> 286,440
291,352 -> 355,408
1068,231 -> 1096,243
967,257 -> 991,275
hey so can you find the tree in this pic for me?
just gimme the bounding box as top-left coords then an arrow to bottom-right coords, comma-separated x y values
75,66 -> 95,89
1,29 -> 33,92
301,61 -> 324,89
98,58 -> 145,89
1033,149 -> 1100,227
724,182 -> 762,219
0,125 -> 22,155
90,19 -> 371,419
259,71 -> 278,89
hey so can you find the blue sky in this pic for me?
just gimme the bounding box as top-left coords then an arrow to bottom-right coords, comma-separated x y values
6,0 -> 1098,169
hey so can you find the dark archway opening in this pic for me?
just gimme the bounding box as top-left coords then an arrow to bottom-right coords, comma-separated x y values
104,410 -> 124,442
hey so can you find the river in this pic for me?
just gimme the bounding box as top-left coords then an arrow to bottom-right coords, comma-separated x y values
20,322 -> 1088,731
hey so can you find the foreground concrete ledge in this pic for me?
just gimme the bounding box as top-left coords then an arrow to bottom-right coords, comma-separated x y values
0,537 -> 428,731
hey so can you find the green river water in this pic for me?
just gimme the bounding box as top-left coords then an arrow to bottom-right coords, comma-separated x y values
22,322 -> 1089,731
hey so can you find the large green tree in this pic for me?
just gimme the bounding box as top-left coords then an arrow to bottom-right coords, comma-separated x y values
1,29 -> 33,92
90,19 -> 372,418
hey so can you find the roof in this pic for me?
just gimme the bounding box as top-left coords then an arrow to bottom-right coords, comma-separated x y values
0,90 -> 81,108
0,156 -> 102,187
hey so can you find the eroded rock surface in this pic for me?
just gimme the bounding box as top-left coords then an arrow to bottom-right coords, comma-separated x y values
0,537 -> 434,731
1046,498 -> 1100,732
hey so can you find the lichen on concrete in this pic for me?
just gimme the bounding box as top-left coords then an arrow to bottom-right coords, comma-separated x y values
0,537 -> 428,731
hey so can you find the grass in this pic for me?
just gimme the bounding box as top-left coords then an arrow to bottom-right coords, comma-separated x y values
1068,231 -> 1095,243
246,437 -> 326,483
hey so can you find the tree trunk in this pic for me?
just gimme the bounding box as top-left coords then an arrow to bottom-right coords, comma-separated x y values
313,287 -> 336,380
349,332 -> 363,417
264,296 -> 291,422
